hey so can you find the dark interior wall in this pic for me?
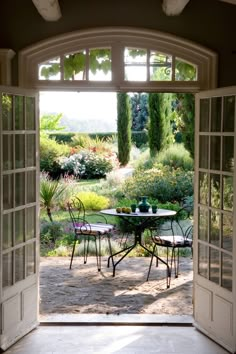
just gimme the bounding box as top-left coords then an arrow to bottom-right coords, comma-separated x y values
0,0 -> 235,87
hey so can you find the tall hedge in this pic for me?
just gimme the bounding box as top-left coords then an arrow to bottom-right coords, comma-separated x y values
148,93 -> 172,157
117,93 -> 132,166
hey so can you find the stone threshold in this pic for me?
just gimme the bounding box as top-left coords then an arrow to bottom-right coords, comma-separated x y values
40,314 -> 193,326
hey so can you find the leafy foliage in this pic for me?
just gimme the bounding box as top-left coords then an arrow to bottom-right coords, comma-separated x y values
72,191 -> 110,211
122,165 -> 193,203
40,113 -> 65,132
156,143 -> 194,171
130,93 -> 149,131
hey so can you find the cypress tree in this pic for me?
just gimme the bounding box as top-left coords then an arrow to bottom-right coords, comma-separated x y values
148,93 -> 172,157
117,92 -> 132,166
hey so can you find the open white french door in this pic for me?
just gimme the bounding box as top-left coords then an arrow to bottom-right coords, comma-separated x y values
194,86 -> 236,353
0,86 -> 39,351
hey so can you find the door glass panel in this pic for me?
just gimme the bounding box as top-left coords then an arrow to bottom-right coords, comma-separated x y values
26,242 -> 36,276
15,209 -> 25,245
26,96 -> 36,130
64,50 -> 86,80
26,207 -> 36,240
222,253 -> 232,291
15,172 -> 25,207
26,134 -> 36,167
211,97 -> 221,132
210,210 -> 220,247
3,213 -> 13,250
15,134 -> 25,168
223,176 -> 233,211
222,214 -> 233,251
210,136 -> 221,170
124,48 -> 147,81
89,48 -> 111,81
3,135 -> 13,170
199,98 -> 209,132
2,252 -> 13,288
198,207 -> 208,242
2,93 -> 13,130
223,96 -> 235,132
3,174 -> 13,210
150,51 -> 172,81
15,247 -> 25,283
198,243 -> 208,278
222,136 -> 234,172
199,136 -> 209,169
15,95 -> 24,130
209,248 -> 219,285
210,174 -> 220,208
199,172 -> 208,205
27,171 -> 36,203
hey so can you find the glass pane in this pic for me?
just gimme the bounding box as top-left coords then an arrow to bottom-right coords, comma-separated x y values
15,172 -> 25,207
124,48 -> 147,81
15,134 -> 25,169
210,173 -> 221,208
175,58 -> 197,81
223,176 -> 233,211
3,135 -> 13,170
26,242 -> 36,276
210,210 -> 220,247
2,94 -> 13,130
15,209 -> 25,245
26,97 -> 36,130
3,174 -> 13,210
209,248 -> 219,285
222,253 -> 232,291
89,48 -> 111,81
199,99 -> 209,132
64,50 -> 86,80
223,96 -> 235,132
15,247 -> 25,283
38,57 -> 60,80
210,136 -> 221,170
3,252 -> 13,288
198,243 -> 208,278
222,214 -> 233,251
199,136 -> 209,169
15,95 -> 24,130
150,51 -> 172,81
198,207 -> 208,242
199,172 -> 208,205
27,171 -> 36,203
3,213 -> 13,250
211,97 -> 221,132
26,134 -> 36,167
26,206 -> 36,240
223,136 -> 234,172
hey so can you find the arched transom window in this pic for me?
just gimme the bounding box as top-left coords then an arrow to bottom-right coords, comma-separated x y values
19,27 -> 217,92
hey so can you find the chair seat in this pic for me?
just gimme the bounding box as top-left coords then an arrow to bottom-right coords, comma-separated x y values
75,223 -> 114,235
154,235 -> 192,247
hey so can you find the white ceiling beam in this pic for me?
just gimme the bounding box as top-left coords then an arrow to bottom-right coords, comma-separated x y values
32,0 -> 61,21
162,0 -> 191,16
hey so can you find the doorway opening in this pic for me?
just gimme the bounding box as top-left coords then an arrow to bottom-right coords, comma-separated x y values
38,90 -> 194,321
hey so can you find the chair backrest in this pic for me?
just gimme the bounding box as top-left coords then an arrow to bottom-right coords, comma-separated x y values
171,206 -> 193,240
67,197 -> 86,227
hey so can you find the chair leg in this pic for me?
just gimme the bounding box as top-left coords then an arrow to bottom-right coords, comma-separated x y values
147,244 -> 156,281
69,238 -> 77,269
84,237 -> 90,264
107,234 -> 114,270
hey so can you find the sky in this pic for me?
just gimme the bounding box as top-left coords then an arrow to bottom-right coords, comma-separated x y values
39,91 -> 117,121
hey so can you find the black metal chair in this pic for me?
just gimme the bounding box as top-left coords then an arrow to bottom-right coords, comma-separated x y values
68,197 -> 114,272
147,206 -> 193,285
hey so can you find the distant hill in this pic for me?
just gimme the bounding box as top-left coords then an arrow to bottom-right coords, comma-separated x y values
60,114 -> 117,133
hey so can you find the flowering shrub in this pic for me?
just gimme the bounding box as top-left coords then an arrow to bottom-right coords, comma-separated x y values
72,191 -> 110,210
122,165 -> 193,203
60,149 -> 118,179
